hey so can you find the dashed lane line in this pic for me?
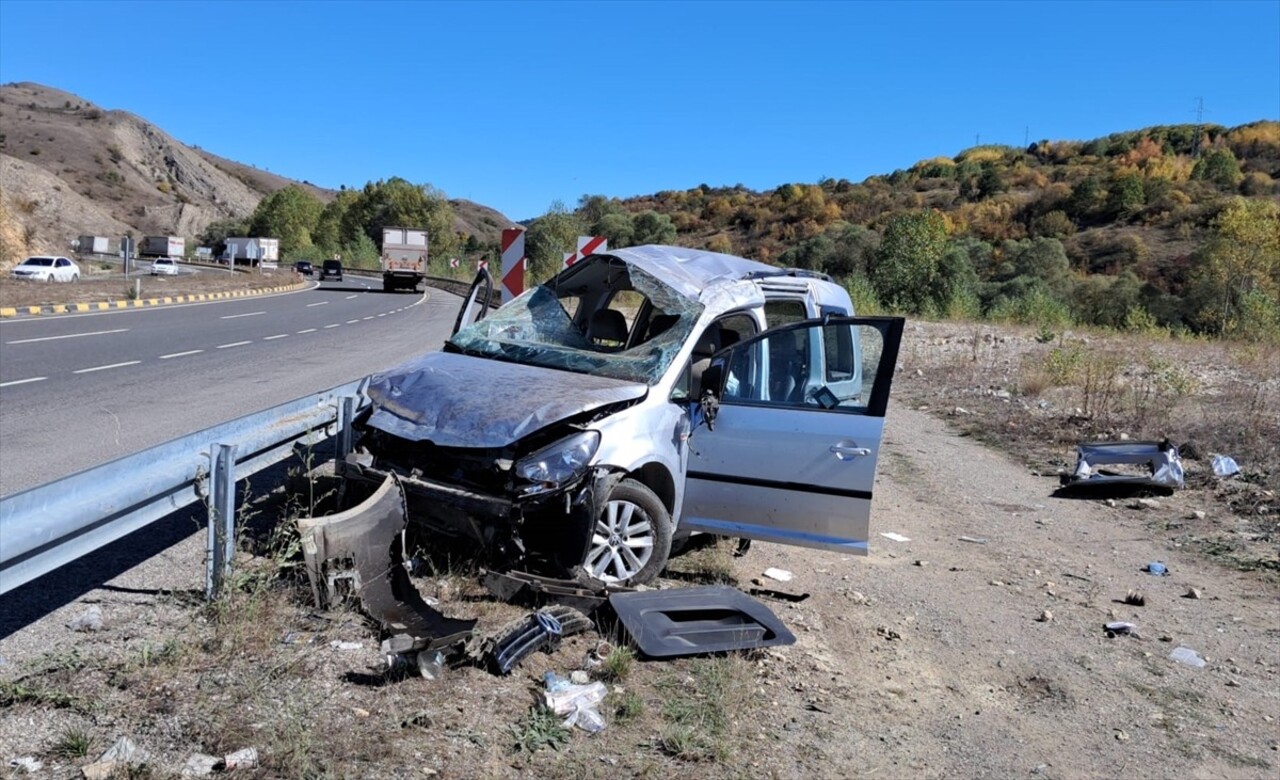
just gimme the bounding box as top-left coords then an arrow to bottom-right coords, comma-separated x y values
74,360 -> 141,374
0,376 -> 47,388
6,328 -> 129,345
159,350 -> 204,359
323,324 -> 340,329
263,334 -> 289,341
216,341 -> 252,349
306,301 -> 329,307
220,311 -> 265,320
298,328 -> 317,334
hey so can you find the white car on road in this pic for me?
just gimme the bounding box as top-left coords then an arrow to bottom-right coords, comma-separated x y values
150,257 -> 179,276
10,256 -> 80,282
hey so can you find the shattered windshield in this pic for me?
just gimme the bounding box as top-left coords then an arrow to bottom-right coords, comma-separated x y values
447,261 -> 703,385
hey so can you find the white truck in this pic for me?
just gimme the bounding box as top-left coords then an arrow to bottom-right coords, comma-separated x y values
142,235 -> 185,259
223,237 -> 280,267
381,227 -> 427,292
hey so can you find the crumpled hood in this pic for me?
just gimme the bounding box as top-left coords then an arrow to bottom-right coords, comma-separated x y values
365,350 -> 648,447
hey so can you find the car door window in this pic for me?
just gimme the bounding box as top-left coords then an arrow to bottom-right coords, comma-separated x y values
718,318 -> 898,416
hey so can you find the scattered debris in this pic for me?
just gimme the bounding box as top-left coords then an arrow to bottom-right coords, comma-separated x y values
67,605 -> 104,632
958,535 -> 988,544
610,585 -> 795,658
180,753 -> 219,777
1130,498 -> 1161,510
8,757 -> 42,773
488,606 -> 593,674
329,640 -> 363,651
1115,729 -> 1131,742
1037,610 -> 1054,622
570,670 -> 591,685
544,673 -> 608,732
1060,440 -> 1184,491
1169,646 -> 1206,668
1105,621 -> 1138,638
990,580 -> 1006,586
1143,562 -> 1169,576
763,567 -> 794,582
876,626 -> 902,641
913,559 -> 928,567
400,710 -> 434,729
846,590 -> 870,605
1190,510 -> 1207,520
224,747 -> 258,770
880,532 -> 911,543
748,587 -> 811,603
83,737 -> 149,779
1123,590 -> 1146,607
1211,454 -> 1240,478
417,650 -> 446,680
1183,587 -> 1202,600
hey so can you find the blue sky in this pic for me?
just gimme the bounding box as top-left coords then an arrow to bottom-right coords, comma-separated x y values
2,0 -> 1277,221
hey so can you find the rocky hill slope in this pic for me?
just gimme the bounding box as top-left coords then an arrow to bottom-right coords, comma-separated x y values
0,82 -> 511,266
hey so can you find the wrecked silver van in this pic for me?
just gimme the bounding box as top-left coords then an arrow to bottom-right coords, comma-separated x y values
339,245 -> 904,586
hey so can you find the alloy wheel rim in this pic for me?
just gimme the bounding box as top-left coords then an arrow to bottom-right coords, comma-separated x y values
585,499 -> 655,583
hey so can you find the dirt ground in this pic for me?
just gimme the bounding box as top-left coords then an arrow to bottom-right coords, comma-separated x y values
0,321 -> 1276,779
0,263 -> 301,309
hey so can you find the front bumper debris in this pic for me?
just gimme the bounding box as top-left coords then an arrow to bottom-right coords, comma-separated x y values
1061,440 -> 1185,492
296,474 -> 475,655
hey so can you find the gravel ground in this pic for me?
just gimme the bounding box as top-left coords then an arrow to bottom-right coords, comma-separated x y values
1,322 -> 1277,779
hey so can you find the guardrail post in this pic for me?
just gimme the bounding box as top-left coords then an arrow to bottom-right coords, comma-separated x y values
205,443 -> 238,599
337,396 -> 356,462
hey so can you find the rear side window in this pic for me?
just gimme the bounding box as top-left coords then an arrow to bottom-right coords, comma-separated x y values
764,299 -> 808,328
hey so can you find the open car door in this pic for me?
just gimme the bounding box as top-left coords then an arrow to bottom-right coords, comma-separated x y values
682,316 -> 904,554
451,267 -> 495,336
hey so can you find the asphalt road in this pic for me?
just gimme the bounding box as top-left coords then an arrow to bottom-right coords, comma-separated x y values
0,278 -> 460,495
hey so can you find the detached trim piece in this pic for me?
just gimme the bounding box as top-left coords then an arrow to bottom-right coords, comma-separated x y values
1062,440 -> 1185,491
688,470 -> 873,501
297,475 -> 475,655
609,585 -> 796,658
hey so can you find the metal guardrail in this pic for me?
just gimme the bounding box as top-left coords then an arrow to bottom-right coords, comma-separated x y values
0,379 -> 369,599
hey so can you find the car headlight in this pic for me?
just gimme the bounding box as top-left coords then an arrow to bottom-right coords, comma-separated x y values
515,431 -> 600,494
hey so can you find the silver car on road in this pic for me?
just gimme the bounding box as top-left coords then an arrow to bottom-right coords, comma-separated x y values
341,245 -> 904,586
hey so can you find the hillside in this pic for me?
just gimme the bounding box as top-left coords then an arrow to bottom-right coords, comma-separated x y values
0,82 -> 513,266
533,121 -> 1279,338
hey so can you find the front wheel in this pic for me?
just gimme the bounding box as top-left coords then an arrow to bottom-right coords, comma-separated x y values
582,478 -> 672,586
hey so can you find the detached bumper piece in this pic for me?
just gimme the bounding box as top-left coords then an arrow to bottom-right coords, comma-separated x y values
481,568 -> 632,613
296,475 -> 476,656
1061,440 -> 1185,493
609,585 -> 796,659
488,605 -> 594,674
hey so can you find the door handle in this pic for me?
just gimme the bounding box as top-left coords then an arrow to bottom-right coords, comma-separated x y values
829,445 -> 871,457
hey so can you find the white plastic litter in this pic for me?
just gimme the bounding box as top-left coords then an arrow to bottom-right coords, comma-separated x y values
1212,454 -> 1240,478
880,532 -> 911,543
1169,646 -> 1206,668
763,567 -> 794,582
67,605 -> 104,632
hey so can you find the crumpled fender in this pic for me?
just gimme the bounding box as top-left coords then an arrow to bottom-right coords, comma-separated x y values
296,475 -> 475,654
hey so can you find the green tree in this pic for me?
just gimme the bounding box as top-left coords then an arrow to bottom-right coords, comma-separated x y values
870,210 -> 948,313
247,185 -> 323,255
1106,173 -> 1145,218
340,178 -> 458,260
1193,197 -> 1280,336
312,190 -> 358,255
198,217 -> 249,258
525,200 -> 584,281
631,210 -> 677,245
595,212 -> 635,248
1191,148 -> 1243,189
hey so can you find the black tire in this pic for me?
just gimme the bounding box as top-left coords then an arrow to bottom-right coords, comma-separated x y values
581,478 -> 673,586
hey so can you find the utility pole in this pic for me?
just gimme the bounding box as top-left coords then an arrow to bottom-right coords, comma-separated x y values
1192,97 -> 1205,158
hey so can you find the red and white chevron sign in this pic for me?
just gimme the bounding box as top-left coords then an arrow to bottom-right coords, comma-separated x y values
449,257 -> 459,269
563,235 -> 608,268
500,229 -> 525,303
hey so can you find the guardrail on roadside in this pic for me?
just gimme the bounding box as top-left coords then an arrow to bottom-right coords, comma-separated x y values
0,379 -> 369,600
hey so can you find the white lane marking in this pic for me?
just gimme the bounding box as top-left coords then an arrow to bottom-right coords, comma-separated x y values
306,301 -> 329,307
346,319 -> 359,324
263,334 -> 289,341
323,324 -> 340,329
297,328 -> 317,334
159,349 -> 204,359
74,360 -> 141,374
362,316 -> 374,320
345,295 -> 358,300
6,328 -> 129,345
217,341 -> 252,349
376,313 -> 386,317
220,311 -> 265,320
0,376 -> 47,388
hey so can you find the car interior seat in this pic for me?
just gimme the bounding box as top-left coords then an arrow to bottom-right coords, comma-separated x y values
587,309 -> 629,351
645,313 -> 680,341
690,325 -> 723,393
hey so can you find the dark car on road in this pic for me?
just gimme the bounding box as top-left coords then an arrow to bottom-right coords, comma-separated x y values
319,259 -> 343,282
294,261 -> 314,276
